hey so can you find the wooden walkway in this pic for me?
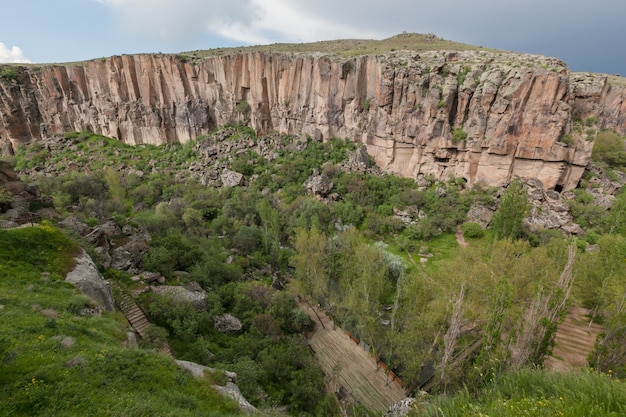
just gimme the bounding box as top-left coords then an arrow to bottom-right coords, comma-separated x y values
302,303 -> 406,415
545,307 -> 603,370
111,282 -> 172,357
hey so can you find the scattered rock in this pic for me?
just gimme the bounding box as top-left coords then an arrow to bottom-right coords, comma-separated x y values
141,271 -> 161,283
351,146 -> 371,168
41,309 -> 58,318
110,232 -> 150,271
0,220 -> 18,229
66,356 -> 88,368
97,219 -> 122,237
94,246 -> 113,269
386,397 -> 417,417
126,331 -> 138,349
60,336 -> 75,348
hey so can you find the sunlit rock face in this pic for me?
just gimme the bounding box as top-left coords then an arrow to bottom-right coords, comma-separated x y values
1,50 -> 625,190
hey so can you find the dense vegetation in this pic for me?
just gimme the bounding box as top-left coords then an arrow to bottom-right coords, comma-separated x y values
4,126 -> 626,415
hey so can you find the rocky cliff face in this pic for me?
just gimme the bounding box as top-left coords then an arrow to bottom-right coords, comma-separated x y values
1,50 -> 625,190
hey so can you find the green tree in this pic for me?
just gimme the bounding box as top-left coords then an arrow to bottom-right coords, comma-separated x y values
491,178 -> 530,240
257,199 -> 281,262
292,228 -> 329,304
592,130 -> 626,168
104,166 -> 126,212
344,242 -> 389,359
603,189 -> 626,235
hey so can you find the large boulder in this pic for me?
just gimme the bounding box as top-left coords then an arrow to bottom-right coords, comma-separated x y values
466,202 -> 494,228
215,383 -> 258,414
175,360 -> 257,414
304,171 -> 334,196
214,314 -> 243,334
151,284 -> 208,310
59,215 -> 92,237
65,249 -> 115,312
221,169 -> 245,187
386,397 -> 417,417
0,161 -> 20,184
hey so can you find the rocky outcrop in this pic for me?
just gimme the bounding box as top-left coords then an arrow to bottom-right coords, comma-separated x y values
304,169 -> 334,196
1,50 -> 626,190
386,397 -> 417,417
65,249 -> 115,311
175,360 -> 257,414
521,178 -> 583,236
0,160 -> 53,224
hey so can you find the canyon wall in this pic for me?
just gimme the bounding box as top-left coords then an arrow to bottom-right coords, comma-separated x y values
1,50 -> 625,190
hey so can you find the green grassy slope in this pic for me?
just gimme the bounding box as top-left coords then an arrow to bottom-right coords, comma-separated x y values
0,225 -> 244,417
416,368 -> 626,417
180,32 -> 499,59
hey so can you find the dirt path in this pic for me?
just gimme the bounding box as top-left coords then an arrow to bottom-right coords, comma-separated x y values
545,307 -> 603,371
299,302 -> 406,414
455,226 -> 468,247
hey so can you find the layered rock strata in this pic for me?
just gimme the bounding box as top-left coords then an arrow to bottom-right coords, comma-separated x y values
1,50 -> 625,190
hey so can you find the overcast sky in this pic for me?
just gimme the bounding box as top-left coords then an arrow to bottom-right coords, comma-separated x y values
1,0 -> 624,75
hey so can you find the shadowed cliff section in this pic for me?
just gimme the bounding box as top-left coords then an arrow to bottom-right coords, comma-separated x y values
1,45 -> 626,191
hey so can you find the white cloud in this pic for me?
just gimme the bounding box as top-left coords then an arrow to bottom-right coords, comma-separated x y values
0,43 -> 31,63
247,0 -> 381,42
96,0 -> 259,44
96,0 -> 381,46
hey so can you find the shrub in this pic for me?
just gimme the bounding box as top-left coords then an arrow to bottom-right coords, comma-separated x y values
452,128 -> 468,143
560,133 -> 574,146
236,100 -> 250,113
457,66 -> 471,85
363,98 -> 371,112
461,222 -> 484,238
592,130 -> 626,168
0,66 -> 19,82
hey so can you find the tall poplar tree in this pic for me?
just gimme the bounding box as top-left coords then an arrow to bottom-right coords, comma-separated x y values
491,178 -> 530,240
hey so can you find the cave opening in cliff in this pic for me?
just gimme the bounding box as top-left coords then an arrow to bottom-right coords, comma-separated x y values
554,184 -> 564,193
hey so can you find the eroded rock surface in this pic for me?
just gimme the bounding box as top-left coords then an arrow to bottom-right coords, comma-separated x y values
65,249 -> 115,311
1,50 -> 625,190
175,359 -> 257,414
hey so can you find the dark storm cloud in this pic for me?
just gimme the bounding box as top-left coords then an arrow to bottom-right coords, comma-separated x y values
96,0 -> 626,73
